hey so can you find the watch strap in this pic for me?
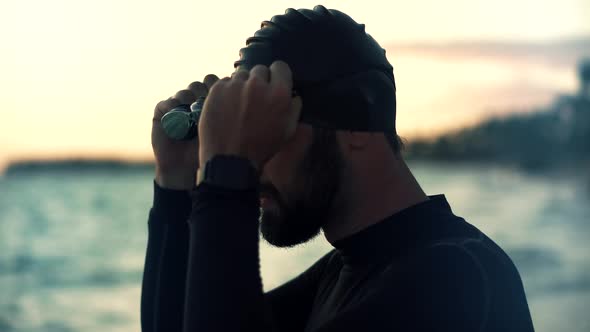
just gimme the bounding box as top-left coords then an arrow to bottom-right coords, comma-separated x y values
199,155 -> 259,190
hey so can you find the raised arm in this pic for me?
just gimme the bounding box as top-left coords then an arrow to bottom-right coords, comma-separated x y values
183,182 -> 264,330
183,180 -> 335,332
141,182 -> 191,332
182,61 -> 302,332
141,74 -> 218,332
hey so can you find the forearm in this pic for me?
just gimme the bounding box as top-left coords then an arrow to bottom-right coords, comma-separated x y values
183,183 -> 265,332
141,209 -> 165,332
141,181 -> 192,332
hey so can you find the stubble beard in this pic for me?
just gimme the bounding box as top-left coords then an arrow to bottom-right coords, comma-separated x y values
259,129 -> 343,248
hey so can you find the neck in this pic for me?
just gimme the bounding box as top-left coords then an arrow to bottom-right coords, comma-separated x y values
323,156 -> 428,244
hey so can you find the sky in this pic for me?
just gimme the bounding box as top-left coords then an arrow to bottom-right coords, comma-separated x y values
0,0 -> 589,168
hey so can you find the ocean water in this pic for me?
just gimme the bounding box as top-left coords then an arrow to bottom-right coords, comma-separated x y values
0,162 -> 588,332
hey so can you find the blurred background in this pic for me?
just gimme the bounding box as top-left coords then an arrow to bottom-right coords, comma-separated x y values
0,0 -> 589,331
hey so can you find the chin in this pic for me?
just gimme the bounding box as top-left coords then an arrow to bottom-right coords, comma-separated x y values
259,211 -> 322,248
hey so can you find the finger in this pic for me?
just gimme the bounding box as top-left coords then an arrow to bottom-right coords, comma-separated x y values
269,60 -> 293,91
203,74 -> 220,91
187,81 -> 208,98
211,76 -> 231,91
203,77 -> 230,106
231,69 -> 249,81
285,96 -> 302,138
173,89 -> 196,104
250,64 -> 270,82
154,97 -> 181,120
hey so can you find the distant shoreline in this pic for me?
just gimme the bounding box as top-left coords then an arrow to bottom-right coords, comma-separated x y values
2,157 -> 587,179
2,158 -> 155,176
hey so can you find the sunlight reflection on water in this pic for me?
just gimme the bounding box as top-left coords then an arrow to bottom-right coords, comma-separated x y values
0,163 -> 588,331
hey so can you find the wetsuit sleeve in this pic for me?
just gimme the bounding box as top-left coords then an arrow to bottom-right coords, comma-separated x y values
183,183 -> 264,331
141,181 -> 192,332
182,182 -> 334,332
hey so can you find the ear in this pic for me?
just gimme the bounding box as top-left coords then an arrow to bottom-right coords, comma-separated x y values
338,131 -> 371,151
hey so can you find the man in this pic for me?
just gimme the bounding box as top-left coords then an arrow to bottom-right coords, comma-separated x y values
141,5 -> 535,332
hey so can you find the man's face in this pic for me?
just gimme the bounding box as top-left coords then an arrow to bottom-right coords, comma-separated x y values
259,124 -> 344,247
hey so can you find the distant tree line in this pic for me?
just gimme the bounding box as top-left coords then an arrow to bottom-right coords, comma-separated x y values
4,60 -> 590,175
4,159 -> 154,176
406,59 -> 590,171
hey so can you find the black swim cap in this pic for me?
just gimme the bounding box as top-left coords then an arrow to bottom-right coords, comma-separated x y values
234,5 -> 396,132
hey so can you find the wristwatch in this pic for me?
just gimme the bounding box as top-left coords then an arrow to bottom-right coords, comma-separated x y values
198,155 -> 259,190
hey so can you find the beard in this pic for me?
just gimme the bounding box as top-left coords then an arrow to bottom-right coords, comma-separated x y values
259,129 -> 343,248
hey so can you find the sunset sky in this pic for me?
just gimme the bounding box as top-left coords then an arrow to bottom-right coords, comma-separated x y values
1,0 -> 589,169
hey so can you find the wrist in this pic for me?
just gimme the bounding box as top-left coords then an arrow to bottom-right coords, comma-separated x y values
155,168 -> 197,190
197,155 -> 259,190
201,150 -> 261,173
151,180 -> 192,223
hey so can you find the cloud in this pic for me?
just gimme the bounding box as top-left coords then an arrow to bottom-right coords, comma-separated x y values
387,37 -> 590,68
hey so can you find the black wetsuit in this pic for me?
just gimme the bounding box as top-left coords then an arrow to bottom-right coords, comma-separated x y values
141,181 -> 535,332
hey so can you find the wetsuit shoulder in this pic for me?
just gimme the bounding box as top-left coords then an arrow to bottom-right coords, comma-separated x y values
372,242 -> 490,331
413,242 -> 490,329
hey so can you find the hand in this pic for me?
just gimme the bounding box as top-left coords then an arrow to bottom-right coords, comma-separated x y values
152,74 -> 219,190
198,61 -> 302,172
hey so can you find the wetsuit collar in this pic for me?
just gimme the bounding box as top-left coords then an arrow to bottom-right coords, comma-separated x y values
332,195 -> 456,267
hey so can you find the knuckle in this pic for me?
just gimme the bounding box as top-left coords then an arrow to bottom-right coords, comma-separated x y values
174,89 -> 196,102
246,75 -> 266,90
155,99 -> 168,110
155,97 -> 174,111
228,77 -> 245,88
231,69 -> 249,81
208,78 -> 227,94
252,64 -> 268,72
250,65 -> 270,80
203,74 -> 219,87
154,98 -> 179,119
187,81 -> 207,96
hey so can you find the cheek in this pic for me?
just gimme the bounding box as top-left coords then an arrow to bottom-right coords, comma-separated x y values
262,151 -> 300,192
261,130 -> 311,196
